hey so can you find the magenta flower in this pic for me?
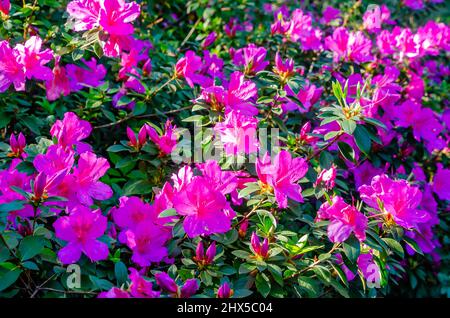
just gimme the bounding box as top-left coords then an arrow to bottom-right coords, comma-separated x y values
315,165 -> 337,190
224,18 -> 243,38
50,112 -> 92,153
432,164 -> 450,201
357,252 -> 381,286
202,31 -> 217,48
214,111 -> 259,156
54,205 -> 109,264
122,220 -> 169,266
196,160 -> 239,196
251,232 -> 269,259
359,175 -> 431,229
32,170 -> 68,202
256,151 -> 308,208
34,145 -> 75,176
232,44 -> 269,75
404,0 -> 425,10
172,176 -> 232,238
317,196 -> 367,243
66,58 -> 106,92
0,41 -> 25,92
225,71 -> 258,116
298,122 -> 319,144
175,51 -> 207,87
325,27 -> 372,64
146,120 -> 177,156
129,268 -> 160,298
68,151 -> 113,206
217,282 -> 233,298
8,133 -> 26,158
363,5 -> 382,33
273,52 -> 294,81
0,0 -> 10,15
98,287 -> 130,298
67,0 -> 140,35
16,36 -> 53,81
351,161 -> 384,189
45,57 -> 71,101
0,160 -> 33,220
155,272 -> 199,298
112,196 -> 155,232
321,6 -> 341,24
285,81 -> 323,112
127,125 -> 147,150
194,241 -> 216,266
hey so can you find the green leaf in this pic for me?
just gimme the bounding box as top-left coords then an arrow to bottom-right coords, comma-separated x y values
297,276 -> 320,297
255,273 -> 271,298
158,208 -> 178,218
382,238 -> 404,258
19,236 -> 46,261
268,264 -> 283,286
89,275 -> 114,291
107,144 -> 129,153
231,250 -> 251,259
353,125 -> 371,155
403,236 -> 423,255
0,200 -> 25,214
114,261 -> 128,286
343,236 -> 360,263
363,117 -> 387,130
337,141 -> 355,162
0,268 -> 22,292
340,119 -> 356,134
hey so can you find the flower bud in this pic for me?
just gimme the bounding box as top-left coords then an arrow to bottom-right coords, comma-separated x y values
217,282 -> 234,298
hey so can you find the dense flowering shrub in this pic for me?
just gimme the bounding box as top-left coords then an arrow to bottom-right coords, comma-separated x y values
0,0 -> 449,298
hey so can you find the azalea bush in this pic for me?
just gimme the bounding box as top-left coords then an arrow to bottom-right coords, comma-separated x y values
0,0 -> 449,299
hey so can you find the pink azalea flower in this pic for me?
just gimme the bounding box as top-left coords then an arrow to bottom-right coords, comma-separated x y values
145,120 -> 178,156
217,282 -> 234,298
196,160 -> 239,196
357,252 -> 382,286
15,36 -> 53,81
317,196 -> 367,243
67,0 -> 140,34
0,159 -> 34,220
129,268 -> 160,298
224,18 -> 243,38
256,150 -> 308,208
358,174 -> 431,229
50,112 -> 93,153
121,220 -> 169,266
325,27 -> 372,64
54,205 -> 109,264
285,81 -> 323,112
315,165 -> 337,190
34,145 -> 75,176
112,196 -> 155,232
45,57 -> 71,101
172,176 -> 232,238
251,232 -> 269,259
214,111 -> 259,156
155,272 -> 199,298
0,40 -> 26,92
0,0 -> 10,15
175,50 -> 208,88
8,133 -> 26,159
363,5 -> 382,33
232,44 -> 269,75
432,163 -> 450,201
403,0 -> 425,10
202,31 -> 217,48
273,52 -> 294,81
66,58 -> 106,92
225,71 -> 258,115
66,151 -> 113,206
194,241 -> 216,266
126,125 -> 147,150
98,287 -> 130,298
321,6 -> 341,24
